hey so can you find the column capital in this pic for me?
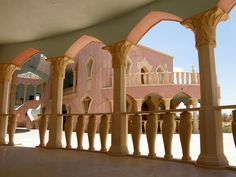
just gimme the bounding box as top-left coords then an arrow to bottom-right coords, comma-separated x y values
0,64 -> 20,82
46,56 -> 74,78
103,40 -> 132,68
181,7 -> 228,49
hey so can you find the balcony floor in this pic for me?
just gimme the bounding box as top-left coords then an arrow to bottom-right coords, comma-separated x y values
1,146 -> 236,177
0,128 -> 236,177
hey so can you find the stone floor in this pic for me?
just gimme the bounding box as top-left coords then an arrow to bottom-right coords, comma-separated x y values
0,129 -> 236,177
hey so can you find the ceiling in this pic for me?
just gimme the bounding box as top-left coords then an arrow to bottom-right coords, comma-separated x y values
0,0 -> 154,44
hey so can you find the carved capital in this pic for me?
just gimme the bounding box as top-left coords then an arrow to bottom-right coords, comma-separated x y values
46,56 -> 74,79
103,40 -> 132,68
181,7 -> 228,49
0,64 -> 20,82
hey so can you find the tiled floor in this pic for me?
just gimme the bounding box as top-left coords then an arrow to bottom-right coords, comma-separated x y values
0,146 -> 236,177
0,129 -> 236,177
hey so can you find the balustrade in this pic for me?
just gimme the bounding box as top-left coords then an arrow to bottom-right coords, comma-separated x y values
34,105 -> 236,166
103,71 -> 200,88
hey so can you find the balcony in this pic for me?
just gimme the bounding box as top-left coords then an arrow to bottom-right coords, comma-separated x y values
103,71 -> 200,88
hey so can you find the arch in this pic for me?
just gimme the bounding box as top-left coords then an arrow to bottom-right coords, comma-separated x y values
217,0 -> 236,13
156,65 -> 165,72
127,11 -> 182,44
126,94 -> 137,112
81,94 -> 93,113
171,92 -> 191,108
11,48 -> 41,67
64,35 -> 102,59
142,93 -> 163,111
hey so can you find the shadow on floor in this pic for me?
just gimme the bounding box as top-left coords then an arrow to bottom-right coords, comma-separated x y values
15,128 -> 31,133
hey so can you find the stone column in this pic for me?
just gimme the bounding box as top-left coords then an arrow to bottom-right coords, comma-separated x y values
41,82 -> 46,107
0,64 -> 19,144
33,85 -> 37,100
23,84 -> 27,103
103,40 -> 132,155
46,56 -> 73,148
8,72 -> 18,145
163,98 -> 171,110
191,98 -> 199,133
182,7 -> 228,168
136,99 -> 143,112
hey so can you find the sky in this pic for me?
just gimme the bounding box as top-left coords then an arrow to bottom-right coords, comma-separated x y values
139,8 -> 236,106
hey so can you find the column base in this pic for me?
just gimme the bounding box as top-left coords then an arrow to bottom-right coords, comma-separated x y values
46,140 -> 63,149
0,138 -> 6,145
196,153 -> 229,168
108,145 -> 129,156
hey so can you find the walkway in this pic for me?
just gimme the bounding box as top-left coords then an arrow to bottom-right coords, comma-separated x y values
0,129 -> 235,177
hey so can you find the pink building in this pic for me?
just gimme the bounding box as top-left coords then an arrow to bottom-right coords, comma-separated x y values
15,42 -> 208,133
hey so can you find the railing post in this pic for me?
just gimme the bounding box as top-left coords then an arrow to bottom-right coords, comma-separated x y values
162,112 -> 175,159
8,114 -> 17,145
87,115 -> 97,151
131,114 -> 142,155
99,115 -> 109,152
232,110 -> 236,147
146,113 -> 157,157
179,111 -> 192,160
76,115 -> 85,150
38,114 -> 48,147
64,114 -> 73,149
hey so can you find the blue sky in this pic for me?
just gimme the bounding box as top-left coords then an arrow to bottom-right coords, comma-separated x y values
139,9 -> 236,106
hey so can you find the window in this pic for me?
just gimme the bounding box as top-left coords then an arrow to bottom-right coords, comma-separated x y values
82,96 -> 92,113
157,66 -> 165,84
86,58 -> 94,79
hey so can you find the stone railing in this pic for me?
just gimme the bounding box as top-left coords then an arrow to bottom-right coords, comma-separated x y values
34,105 -> 236,164
103,71 -> 200,88
37,112 -> 112,151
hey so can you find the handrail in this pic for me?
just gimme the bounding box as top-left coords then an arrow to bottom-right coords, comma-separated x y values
37,104 -> 236,117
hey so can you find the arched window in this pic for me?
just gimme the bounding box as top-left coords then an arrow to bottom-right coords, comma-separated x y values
141,67 -> 148,84
86,57 -> 94,79
82,96 -> 92,113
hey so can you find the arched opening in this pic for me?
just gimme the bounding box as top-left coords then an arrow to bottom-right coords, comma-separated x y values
141,67 -> 149,84
82,96 -> 92,113
141,93 -> 163,133
156,66 -> 165,84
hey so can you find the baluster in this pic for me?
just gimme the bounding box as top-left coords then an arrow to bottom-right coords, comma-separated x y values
162,113 -> 175,159
8,114 -> 17,146
146,113 -> 158,157
99,115 -> 109,152
197,73 -> 200,84
179,111 -> 192,160
156,73 -> 160,84
38,114 -> 48,147
87,115 -> 97,151
131,114 -> 142,155
186,73 -> 189,84
76,115 -> 86,150
143,73 -> 147,84
176,72 -> 179,84
64,114 -> 73,149
181,73 -> 184,84
232,110 -> 236,147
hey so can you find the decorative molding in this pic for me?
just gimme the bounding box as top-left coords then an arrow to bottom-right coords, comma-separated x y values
103,40 -> 132,68
0,64 -> 20,82
181,7 -> 228,49
137,57 -> 153,72
17,72 -> 41,80
46,56 -> 74,79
